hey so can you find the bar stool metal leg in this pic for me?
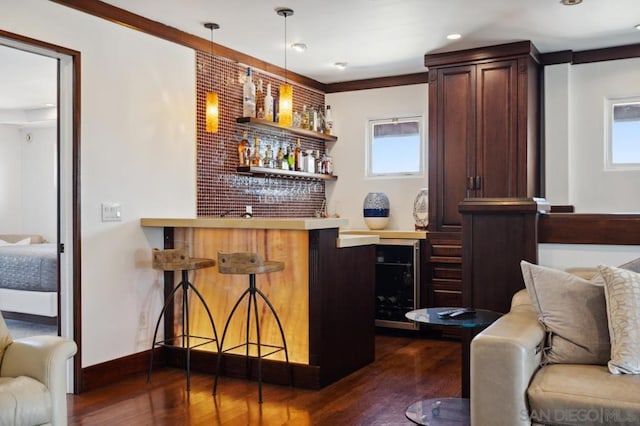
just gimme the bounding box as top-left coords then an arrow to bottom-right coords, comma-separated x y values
148,269 -> 219,391
213,287 -> 251,395
213,272 -> 292,403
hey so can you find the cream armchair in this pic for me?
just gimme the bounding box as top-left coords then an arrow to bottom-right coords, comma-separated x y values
0,313 -> 77,426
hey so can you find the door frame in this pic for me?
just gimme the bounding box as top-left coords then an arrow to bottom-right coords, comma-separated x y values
0,29 -> 82,393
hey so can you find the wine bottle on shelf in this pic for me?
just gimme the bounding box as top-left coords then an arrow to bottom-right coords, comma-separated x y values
264,83 -> 274,122
282,144 -> 290,170
325,105 -> 334,135
301,105 -> 309,130
276,144 -> 284,169
255,79 -> 264,119
242,67 -> 256,117
238,130 -> 249,166
287,143 -> 295,170
294,138 -> 302,171
311,106 -> 318,132
251,137 -> 262,167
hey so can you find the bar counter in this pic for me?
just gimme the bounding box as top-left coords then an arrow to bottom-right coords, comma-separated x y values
141,217 -> 378,388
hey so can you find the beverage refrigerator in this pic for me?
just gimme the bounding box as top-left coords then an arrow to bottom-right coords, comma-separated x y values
374,239 -> 420,330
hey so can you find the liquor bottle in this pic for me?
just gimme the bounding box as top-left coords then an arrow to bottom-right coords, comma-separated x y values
264,144 -> 274,168
242,67 -> 256,117
264,83 -> 274,122
287,143 -> 295,170
318,106 -> 326,134
238,130 -> 249,166
311,106 -> 318,132
276,144 -> 284,169
251,137 -> 262,167
301,105 -> 309,130
255,79 -> 264,119
315,150 -> 322,173
294,138 -> 302,171
282,144 -> 290,170
325,105 -> 334,135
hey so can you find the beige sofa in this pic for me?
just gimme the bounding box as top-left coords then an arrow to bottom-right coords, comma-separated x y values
0,312 -> 77,425
471,287 -> 640,426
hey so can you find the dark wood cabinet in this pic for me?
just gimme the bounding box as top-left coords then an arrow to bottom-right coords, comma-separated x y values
426,41 -> 541,233
424,41 -> 541,308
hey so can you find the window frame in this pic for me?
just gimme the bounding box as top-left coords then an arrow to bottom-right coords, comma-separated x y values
605,96 -> 640,171
365,115 -> 425,178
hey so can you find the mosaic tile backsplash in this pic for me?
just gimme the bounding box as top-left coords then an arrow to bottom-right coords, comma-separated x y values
196,51 -> 329,218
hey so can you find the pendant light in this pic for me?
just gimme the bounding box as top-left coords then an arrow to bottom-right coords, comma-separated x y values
276,7 -> 294,128
204,22 -> 220,133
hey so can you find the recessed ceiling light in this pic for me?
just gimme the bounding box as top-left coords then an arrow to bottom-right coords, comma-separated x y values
291,43 -> 307,52
635,24 -> 640,30
334,62 -> 347,70
446,33 -> 462,40
561,0 -> 582,5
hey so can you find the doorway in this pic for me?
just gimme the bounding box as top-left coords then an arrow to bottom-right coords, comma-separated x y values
0,31 -> 80,392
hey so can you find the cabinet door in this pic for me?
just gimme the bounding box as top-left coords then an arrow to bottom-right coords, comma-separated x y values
429,65 -> 476,231
475,60 -> 518,197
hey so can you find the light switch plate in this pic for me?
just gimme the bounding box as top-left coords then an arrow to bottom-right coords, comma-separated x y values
101,202 -> 122,222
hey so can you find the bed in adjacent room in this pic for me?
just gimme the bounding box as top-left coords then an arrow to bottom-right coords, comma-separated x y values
0,234 -> 58,317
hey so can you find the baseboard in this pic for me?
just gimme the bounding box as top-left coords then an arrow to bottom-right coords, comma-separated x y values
81,347 -> 322,392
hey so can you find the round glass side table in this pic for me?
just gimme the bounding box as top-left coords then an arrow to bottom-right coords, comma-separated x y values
404,307 -> 503,426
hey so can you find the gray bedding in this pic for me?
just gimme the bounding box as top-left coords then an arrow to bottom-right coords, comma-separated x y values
0,243 -> 57,292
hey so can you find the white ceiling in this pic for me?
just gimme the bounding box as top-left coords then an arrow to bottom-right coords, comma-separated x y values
101,0 -> 640,83
2,0 -> 640,114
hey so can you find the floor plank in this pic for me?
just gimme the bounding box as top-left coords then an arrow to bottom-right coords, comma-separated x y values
68,334 -> 461,425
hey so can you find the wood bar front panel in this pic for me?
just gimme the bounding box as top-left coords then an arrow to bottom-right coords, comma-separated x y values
173,227 -> 309,364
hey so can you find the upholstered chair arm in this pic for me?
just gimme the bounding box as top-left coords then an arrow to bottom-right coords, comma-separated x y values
1,335 -> 77,426
471,308 -> 544,426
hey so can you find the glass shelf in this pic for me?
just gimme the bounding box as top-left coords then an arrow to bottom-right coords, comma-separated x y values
236,117 -> 338,142
236,166 -> 337,181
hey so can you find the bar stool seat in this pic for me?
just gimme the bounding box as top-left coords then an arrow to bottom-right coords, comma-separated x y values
214,252 -> 291,403
217,252 -> 284,275
148,248 -> 219,391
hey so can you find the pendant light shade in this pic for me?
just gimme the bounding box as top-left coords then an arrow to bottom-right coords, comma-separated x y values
279,84 -> 293,127
206,92 -> 219,133
204,22 -> 220,134
276,8 -> 294,128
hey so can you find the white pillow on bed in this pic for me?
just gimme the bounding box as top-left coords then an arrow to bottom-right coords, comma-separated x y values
0,237 -> 31,246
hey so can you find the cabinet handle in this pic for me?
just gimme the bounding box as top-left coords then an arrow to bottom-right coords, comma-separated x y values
467,177 -> 475,190
474,176 -> 481,190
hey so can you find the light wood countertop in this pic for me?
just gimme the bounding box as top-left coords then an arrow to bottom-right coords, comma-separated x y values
140,217 -> 348,230
336,234 -> 380,248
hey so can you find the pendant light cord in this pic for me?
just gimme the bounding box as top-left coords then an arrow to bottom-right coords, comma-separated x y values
284,13 -> 288,84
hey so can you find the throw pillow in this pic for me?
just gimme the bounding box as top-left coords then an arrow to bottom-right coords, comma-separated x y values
0,237 -> 30,246
619,257 -> 640,274
598,265 -> 640,374
0,313 -> 13,363
520,261 -> 610,365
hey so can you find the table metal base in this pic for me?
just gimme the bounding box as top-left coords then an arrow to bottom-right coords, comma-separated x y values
405,397 -> 470,425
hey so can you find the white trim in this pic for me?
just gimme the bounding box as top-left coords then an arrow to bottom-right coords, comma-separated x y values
604,95 -> 640,171
365,115 -> 425,178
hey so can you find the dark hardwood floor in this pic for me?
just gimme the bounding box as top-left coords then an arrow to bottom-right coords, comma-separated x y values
68,334 -> 461,425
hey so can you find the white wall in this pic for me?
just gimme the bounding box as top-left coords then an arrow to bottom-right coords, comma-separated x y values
20,126 -> 57,242
545,58 -> 640,212
0,126 -> 22,232
539,244 -> 640,270
326,84 -> 429,230
2,1 -> 197,367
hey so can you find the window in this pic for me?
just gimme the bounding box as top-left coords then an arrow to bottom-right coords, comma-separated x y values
367,116 -> 424,177
606,97 -> 640,170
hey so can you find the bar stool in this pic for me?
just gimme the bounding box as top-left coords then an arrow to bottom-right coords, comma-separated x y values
213,252 -> 291,403
148,248 -> 220,390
